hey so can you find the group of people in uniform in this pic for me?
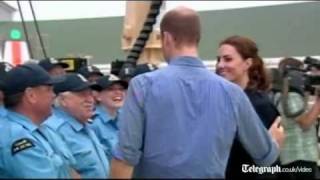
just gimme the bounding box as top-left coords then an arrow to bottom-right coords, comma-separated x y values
0,51 -> 157,178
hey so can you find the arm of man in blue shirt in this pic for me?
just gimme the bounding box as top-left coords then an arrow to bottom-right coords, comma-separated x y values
110,77 -> 147,178
233,88 -> 280,166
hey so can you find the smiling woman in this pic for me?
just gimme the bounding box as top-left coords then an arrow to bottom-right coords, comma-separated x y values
216,35 -> 270,91
216,35 -> 282,179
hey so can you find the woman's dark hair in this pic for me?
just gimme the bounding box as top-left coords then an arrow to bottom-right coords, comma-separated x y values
219,35 -> 270,91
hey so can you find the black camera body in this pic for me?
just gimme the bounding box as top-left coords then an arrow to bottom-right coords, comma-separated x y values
305,56 -> 320,70
270,57 -> 320,118
272,56 -> 320,96
58,57 -> 88,73
111,60 -> 136,79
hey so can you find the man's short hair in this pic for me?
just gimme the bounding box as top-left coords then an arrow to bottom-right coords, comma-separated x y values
160,7 -> 201,47
4,92 -> 24,109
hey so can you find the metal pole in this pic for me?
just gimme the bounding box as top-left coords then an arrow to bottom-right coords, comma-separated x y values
28,0 -> 48,58
16,0 -> 34,58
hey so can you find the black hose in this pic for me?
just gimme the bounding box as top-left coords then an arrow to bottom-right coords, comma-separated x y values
16,0 -> 34,58
126,0 -> 163,63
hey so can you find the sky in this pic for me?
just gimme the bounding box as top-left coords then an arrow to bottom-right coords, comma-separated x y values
4,1 -> 310,21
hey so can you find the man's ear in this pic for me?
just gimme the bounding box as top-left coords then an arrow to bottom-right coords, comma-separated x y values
162,31 -> 169,46
163,31 -> 175,46
96,93 -> 102,102
24,87 -> 37,104
58,94 -> 68,107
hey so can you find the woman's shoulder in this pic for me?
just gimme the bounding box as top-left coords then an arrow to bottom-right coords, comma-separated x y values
245,89 -> 280,128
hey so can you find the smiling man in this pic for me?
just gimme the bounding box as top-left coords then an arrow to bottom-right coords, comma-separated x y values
43,73 -> 109,178
0,63 -> 76,178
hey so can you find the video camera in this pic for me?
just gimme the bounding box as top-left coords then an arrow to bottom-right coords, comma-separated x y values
58,57 -> 88,73
111,59 -> 158,82
271,56 -> 320,96
305,56 -> 320,70
270,56 -> 320,118
110,60 -> 136,80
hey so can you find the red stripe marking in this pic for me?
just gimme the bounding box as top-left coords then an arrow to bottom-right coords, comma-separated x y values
12,41 -> 22,65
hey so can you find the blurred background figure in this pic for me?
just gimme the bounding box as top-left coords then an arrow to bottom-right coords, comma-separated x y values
216,35 -> 283,179
119,63 -> 158,83
0,62 -> 14,118
38,58 -> 69,76
78,65 -> 104,83
77,65 -> 105,104
90,74 -> 128,161
134,63 -> 158,77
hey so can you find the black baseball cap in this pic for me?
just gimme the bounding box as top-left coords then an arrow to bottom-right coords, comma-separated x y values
119,63 -> 136,79
134,63 -> 158,76
39,58 -> 69,71
4,63 -> 64,96
53,73 -> 92,94
77,65 -> 103,79
90,74 -> 128,91
0,62 -> 14,90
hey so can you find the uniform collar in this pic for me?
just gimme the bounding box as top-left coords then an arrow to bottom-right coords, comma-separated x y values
6,110 -> 38,132
94,105 -> 113,124
54,107 -> 84,132
168,56 -> 205,68
42,107 -> 66,129
0,105 -> 7,117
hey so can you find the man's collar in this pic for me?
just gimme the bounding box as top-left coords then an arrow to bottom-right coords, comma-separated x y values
168,56 -> 205,68
7,110 -> 38,132
55,107 -> 85,132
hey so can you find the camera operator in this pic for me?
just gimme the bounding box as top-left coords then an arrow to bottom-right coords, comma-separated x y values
274,57 -> 320,179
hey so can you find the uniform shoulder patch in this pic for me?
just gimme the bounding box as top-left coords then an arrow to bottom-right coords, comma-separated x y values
11,138 -> 35,155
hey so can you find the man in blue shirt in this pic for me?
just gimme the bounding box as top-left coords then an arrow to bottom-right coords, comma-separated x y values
44,73 -> 109,178
89,74 -> 128,160
0,63 -> 75,178
110,7 -> 284,178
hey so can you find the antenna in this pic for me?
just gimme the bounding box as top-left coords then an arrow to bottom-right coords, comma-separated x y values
16,0 -> 34,58
28,0 -> 48,58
